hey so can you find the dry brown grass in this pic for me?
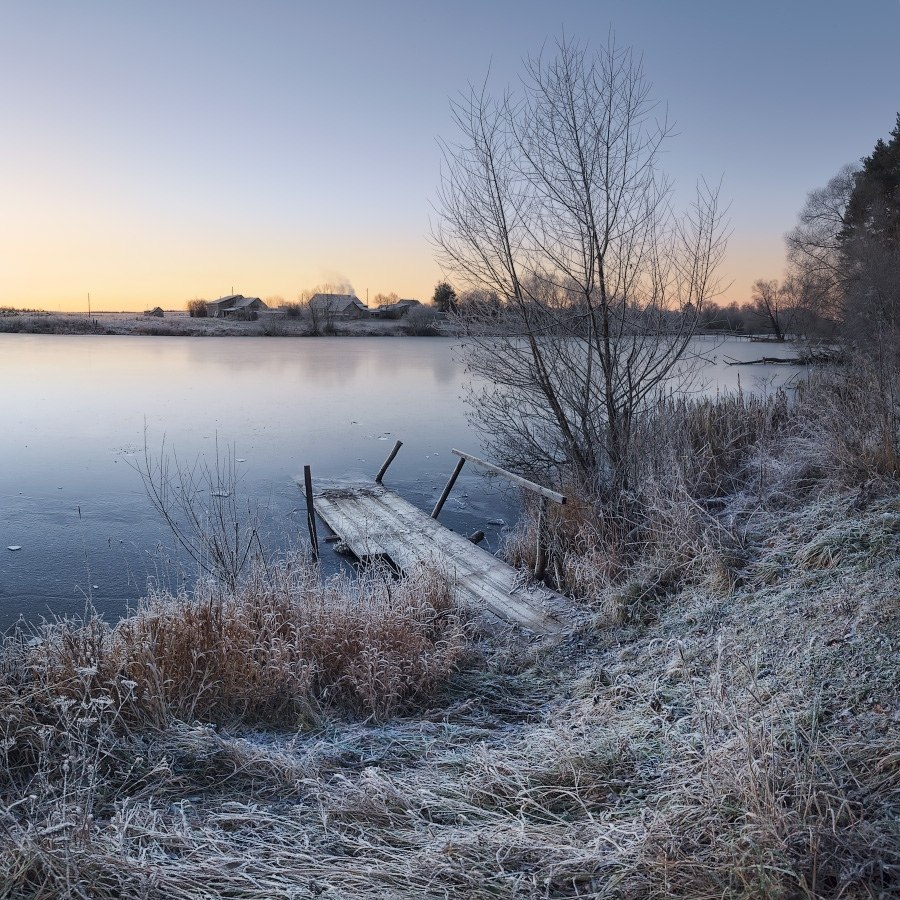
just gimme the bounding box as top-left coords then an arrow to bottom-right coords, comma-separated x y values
28,559 -> 465,728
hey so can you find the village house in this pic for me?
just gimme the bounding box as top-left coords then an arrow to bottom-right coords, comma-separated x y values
207,295 -> 269,318
373,298 -> 422,319
308,293 -> 369,319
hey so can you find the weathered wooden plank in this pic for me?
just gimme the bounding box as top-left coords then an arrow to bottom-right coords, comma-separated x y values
308,480 -> 573,635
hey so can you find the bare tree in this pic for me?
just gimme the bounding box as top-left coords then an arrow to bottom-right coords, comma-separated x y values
433,36 -> 727,488
785,164 -> 857,326
750,278 -> 793,341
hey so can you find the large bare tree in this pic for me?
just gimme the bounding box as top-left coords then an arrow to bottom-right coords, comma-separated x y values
785,163 -> 857,327
434,37 -> 728,488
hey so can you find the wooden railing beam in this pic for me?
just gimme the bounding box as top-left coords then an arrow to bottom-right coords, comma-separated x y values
450,449 -> 566,504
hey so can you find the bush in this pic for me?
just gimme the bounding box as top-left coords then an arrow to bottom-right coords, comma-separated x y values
282,301 -> 303,318
505,390 -> 790,604
186,298 -> 208,318
403,306 -> 442,335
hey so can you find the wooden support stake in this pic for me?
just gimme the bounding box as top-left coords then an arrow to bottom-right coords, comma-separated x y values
431,456 -> 466,519
375,440 -> 403,483
303,464 -> 319,561
533,496 -> 548,581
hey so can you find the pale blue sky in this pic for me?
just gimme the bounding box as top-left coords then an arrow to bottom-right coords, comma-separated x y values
1,0 -> 898,309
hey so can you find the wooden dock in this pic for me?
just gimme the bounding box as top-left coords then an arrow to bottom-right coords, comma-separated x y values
310,479 -> 575,636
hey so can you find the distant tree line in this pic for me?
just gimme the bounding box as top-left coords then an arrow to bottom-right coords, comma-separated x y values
756,114 -> 900,349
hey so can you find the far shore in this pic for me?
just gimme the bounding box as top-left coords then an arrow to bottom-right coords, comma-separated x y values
0,308 -> 785,343
0,309 -> 454,337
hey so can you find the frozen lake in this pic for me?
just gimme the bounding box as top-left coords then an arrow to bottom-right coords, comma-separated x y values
0,334 -> 801,627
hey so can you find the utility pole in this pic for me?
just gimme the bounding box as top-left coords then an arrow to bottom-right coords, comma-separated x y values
87,292 -> 91,317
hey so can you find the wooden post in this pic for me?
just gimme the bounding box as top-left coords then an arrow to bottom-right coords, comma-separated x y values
431,456 -> 466,519
533,496 -> 548,580
375,440 -> 403,483
303,465 -> 319,561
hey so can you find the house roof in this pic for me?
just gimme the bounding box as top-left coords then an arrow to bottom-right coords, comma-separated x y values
228,296 -> 265,310
374,298 -> 422,313
208,294 -> 266,310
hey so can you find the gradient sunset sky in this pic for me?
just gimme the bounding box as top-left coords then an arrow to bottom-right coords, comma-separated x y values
1,0 -> 898,312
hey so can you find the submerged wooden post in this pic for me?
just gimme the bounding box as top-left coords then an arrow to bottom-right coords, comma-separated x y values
533,496 -> 549,581
431,456 -> 466,519
303,464 -> 319,561
375,440 -> 403,483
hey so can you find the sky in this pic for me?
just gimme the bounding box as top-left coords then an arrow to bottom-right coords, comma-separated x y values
1,0 -> 898,312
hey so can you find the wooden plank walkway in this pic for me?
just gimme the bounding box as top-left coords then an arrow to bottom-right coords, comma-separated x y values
310,481 -> 575,636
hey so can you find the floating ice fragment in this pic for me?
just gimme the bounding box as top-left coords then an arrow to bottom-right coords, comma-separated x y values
7,546 -> 22,551
487,518 -> 505,526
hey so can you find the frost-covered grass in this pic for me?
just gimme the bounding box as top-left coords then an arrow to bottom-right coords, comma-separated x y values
2,492 -> 898,897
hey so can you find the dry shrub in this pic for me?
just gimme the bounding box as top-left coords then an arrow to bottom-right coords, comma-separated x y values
403,306 -> 442,335
503,391 -> 787,616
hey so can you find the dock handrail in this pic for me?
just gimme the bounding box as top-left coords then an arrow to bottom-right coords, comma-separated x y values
450,449 -> 567,504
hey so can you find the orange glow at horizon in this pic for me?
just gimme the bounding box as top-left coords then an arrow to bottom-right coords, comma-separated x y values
1,234 -> 782,313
